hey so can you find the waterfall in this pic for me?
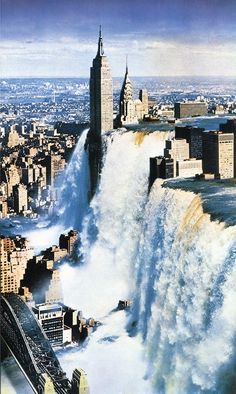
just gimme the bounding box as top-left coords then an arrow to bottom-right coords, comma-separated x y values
133,181 -> 236,393
58,130 -> 236,394
22,129 -> 90,254
55,128 -> 90,230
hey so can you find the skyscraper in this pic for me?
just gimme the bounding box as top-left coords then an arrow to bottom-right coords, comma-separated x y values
88,27 -> 113,197
90,26 -> 113,138
117,60 -> 137,126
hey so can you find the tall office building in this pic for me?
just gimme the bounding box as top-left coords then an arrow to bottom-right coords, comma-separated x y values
202,132 -> 234,179
90,26 -> 113,137
117,61 -> 137,126
88,27 -> 113,196
13,183 -> 28,213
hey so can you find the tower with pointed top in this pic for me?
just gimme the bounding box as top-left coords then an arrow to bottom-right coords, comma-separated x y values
88,27 -> 113,197
117,60 -> 138,126
90,26 -> 113,138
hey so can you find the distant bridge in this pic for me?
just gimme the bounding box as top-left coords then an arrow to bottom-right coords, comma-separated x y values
1,293 -> 89,393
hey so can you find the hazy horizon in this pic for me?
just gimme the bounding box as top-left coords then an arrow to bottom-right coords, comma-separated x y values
1,75 -> 236,80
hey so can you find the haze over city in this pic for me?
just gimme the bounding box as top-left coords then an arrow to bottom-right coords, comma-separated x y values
1,0 -> 236,77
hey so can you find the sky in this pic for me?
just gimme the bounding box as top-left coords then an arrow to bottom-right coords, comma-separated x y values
1,0 -> 236,77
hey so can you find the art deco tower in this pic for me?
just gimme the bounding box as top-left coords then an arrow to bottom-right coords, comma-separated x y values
90,26 -> 113,138
88,27 -> 113,197
118,60 -> 137,126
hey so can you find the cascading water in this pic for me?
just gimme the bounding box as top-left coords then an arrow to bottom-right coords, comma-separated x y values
55,128 -> 90,230
57,130 -> 236,394
133,181 -> 236,393
21,129 -> 90,254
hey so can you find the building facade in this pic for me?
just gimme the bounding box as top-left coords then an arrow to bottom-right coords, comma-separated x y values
175,126 -> 205,158
149,156 -> 174,188
59,230 -> 78,254
0,236 -> 34,293
13,183 -> 28,213
90,26 -> 113,137
88,27 -> 113,197
135,89 -> 149,120
164,138 -> 189,177
219,118 -> 236,176
174,102 -> 208,119
176,159 -> 202,177
32,303 -> 71,347
202,132 -> 234,179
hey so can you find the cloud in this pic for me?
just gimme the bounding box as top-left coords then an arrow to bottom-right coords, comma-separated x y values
1,36 -> 236,77
145,41 -> 177,50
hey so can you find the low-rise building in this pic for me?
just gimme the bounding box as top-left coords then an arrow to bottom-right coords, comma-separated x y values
174,102 -> 208,119
149,156 -> 174,188
176,159 -> 202,177
164,138 -> 189,177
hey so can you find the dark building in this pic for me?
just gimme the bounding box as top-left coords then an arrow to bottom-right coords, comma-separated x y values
174,102 -> 208,119
202,132 -> 234,179
71,368 -> 89,394
175,126 -> 205,158
219,118 -> 236,133
13,183 -> 28,214
21,256 -> 63,304
62,305 -> 80,341
59,230 -> 78,254
149,156 -> 174,189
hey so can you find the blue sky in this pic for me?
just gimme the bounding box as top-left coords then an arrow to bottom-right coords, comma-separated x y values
1,0 -> 236,77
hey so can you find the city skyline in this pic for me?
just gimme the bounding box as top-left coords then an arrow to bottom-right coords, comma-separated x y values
1,0 -> 236,78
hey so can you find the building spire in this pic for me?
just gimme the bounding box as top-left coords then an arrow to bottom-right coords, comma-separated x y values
97,25 -> 104,56
126,55 -> 128,75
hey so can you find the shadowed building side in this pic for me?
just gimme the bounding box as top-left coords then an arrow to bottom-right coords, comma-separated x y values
88,26 -> 113,197
71,368 -> 90,394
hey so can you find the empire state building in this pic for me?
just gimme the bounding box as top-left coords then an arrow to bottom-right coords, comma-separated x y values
90,26 -> 113,138
88,27 -> 113,197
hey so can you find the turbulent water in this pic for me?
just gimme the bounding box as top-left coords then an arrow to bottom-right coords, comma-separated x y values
3,129 -> 236,393
54,128 -> 90,230
133,183 -> 236,393
57,129 -> 236,394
